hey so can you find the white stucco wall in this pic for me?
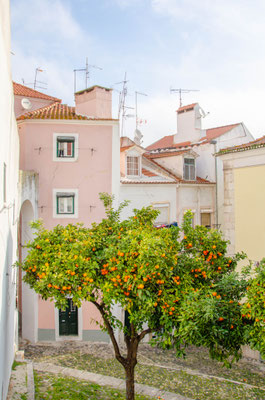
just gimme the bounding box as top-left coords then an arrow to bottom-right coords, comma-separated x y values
177,184 -> 215,227
19,172 -> 39,343
0,1 -> 20,398
120,184 -> 177,223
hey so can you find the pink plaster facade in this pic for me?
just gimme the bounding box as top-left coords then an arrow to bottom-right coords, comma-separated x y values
14,95 -> 55,117
38,298 -> 55,329
18,86 -> 119,342
18,121 -> 113,229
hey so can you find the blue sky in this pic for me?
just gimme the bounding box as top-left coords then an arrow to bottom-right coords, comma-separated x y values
11,0 -> 265,145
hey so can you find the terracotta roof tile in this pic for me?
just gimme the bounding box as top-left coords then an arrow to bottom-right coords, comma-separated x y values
146,150 -> 189,159
120,145 -> 134,152
121,181 -> 177,185
17,102 -> 117,121
142,168 -> 158,177
177,103 -> 197,113
147,123 -> 241,152
13,82 -> 61,102
217,135 -> 265,155
146,135 -> 174,150
201,123 -> 240,142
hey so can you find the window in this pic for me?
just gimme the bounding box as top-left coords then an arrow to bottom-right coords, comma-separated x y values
53,189 -> 78,218
57,193 -> 74,214
183,158 -> 195,180
57,137 -> 75,158
201,212 -> 211,229
127,156 -> 140,176
53,133 -> 78,162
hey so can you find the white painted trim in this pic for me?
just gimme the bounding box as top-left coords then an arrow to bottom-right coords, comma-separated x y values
53,133 -> 79,162
126,154 -> 142,178
55,304 -> 83,341
53,188 -> 79,218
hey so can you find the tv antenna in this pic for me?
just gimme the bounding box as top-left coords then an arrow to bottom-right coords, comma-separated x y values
135,91 -> 147,130
114,73 -> 134,136
73,57 -> 102,93
170,88 -> 200,107
33,67 -> 47,90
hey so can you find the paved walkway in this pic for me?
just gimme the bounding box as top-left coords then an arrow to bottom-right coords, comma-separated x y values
34,361 -> 194,400
8,359 -> 194,400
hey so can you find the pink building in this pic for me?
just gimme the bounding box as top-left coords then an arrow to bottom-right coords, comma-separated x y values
15,83 -> 120,342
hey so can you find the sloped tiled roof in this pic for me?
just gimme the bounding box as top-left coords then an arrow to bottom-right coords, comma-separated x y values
17,102 -> 117,121
146,135 -> 175,150
201,123 -> 240,142
13,82 -> 61,102
120,145 -> 134,152
142,168 -> 159,177
147,124 -> 241,151
145,150 -> 189,159
142,155 -> 213,185
217,135 -> 265,156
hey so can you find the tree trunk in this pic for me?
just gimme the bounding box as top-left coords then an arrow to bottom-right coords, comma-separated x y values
125,363 -> 136,400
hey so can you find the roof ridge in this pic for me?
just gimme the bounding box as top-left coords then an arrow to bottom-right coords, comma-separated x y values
13,81 -> 61,102
206,122 -> 240,131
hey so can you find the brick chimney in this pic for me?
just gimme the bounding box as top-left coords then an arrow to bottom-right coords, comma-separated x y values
75,85 -> 112,119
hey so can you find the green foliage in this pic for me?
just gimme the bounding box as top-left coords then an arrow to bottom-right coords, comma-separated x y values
18,194 -> 261,364
242,259 -> 265,358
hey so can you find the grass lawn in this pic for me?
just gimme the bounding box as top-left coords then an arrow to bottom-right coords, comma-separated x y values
34,372 -> 156,400
51,351 -> 265,400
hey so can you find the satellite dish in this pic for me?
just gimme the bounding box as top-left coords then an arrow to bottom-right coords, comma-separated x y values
21,98 -> 32,110
197,107 -> 209,119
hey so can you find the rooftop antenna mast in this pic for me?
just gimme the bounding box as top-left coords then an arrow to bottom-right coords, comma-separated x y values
33,67 -> 47,90
170,88 -> 199,107
115,73 -> 134,136
73,57 -> 102,93
135,91 -> 147,130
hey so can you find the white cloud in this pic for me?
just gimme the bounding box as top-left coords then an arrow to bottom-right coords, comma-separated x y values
152,0 -> 265,40
12,0 -> 83,40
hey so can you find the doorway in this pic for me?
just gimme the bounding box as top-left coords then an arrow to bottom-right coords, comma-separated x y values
59,299 -> 78,336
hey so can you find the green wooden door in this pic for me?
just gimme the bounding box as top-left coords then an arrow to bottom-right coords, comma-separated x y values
59,299 -> 78,336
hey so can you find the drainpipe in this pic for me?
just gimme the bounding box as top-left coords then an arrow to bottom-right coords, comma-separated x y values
211,140 -> 218,228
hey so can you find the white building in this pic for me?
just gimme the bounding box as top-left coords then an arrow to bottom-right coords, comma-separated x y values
146,103 -> 254,231
0,2 -> 20,398
120,136 -> 215,229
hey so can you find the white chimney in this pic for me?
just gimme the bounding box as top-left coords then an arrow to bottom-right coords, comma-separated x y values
174,103 -> 202,143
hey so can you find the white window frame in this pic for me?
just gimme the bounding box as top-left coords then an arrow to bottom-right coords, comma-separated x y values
126,155 -> 140,177
183,156 -> 196,181
53,189 -> 78,218
53,133 -> 79,162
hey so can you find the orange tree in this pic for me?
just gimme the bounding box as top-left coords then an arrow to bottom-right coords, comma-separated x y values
242,258 -> 265,359
20,193 -> 256,400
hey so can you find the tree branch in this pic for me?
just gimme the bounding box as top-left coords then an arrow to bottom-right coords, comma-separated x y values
92,301 -> 126,366
138,328 -> 152,342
